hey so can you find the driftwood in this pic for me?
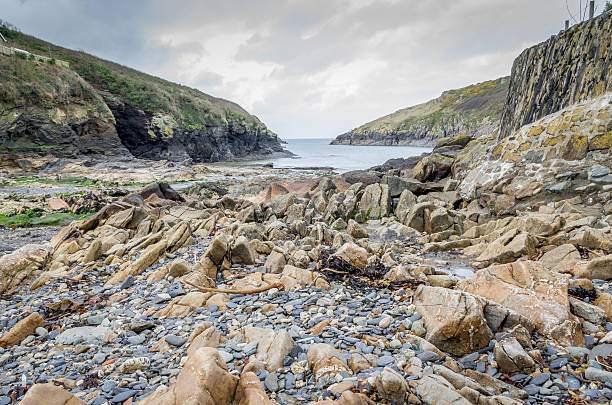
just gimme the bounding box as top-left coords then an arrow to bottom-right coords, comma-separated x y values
184,280 -> 282,295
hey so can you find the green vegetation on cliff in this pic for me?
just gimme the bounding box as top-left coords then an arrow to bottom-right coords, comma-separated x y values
332,77 -> 509,146
0,26 -> 270,133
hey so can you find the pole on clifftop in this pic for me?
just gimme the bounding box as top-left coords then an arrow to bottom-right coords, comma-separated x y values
565,20 -> 569,30
589,1 -> 595,18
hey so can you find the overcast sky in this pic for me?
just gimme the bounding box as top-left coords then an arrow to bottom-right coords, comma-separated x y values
3,0 -> 607,138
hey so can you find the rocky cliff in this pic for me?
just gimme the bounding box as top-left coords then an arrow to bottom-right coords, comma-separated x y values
332,77 -> 508,146
499,11 -> 611,139
0,27 -> 284,162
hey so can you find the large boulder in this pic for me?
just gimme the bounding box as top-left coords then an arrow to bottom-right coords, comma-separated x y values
457,261 -> 584,346
137,347 -> 237,405
412,153 -> 455,182
230,236 -> 256,265
413,286 -> 493,357
539,244 -> 581,273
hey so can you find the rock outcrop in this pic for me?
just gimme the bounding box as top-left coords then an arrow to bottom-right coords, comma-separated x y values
499,11 -> 611,139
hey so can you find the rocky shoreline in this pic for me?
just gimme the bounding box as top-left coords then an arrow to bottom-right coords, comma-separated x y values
0,157 -> 610,404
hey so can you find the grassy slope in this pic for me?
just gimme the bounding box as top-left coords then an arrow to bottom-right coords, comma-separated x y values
0,26 -> 272,133
349,77 -> 509,135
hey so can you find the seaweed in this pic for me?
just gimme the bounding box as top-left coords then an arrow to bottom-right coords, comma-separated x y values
317,248 -> 423,290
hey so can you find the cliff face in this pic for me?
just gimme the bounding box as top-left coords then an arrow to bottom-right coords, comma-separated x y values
332,77 -> 508,146
499,11 -> 611,139
0,55 -> 127,157
108,101 -> 283,162
0,27 -> 284,162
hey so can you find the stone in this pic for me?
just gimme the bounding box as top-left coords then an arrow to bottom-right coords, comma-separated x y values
347,219 -> 368,239
403,202 -> 434,232
0,243 -> 52,293
358,183 -> 391,220
414,286 -> 493,357
231,236 -> 256,265
494,337 -> 536,375
569,297 -> 607,325
19,383 -> 85,405
307,343 -> 351,385
168,258 -> 190,277
412,375 -> 472,405
575,255 -> 612,280
375,367 -> 407,405
457,261 -> 584,346
47,197 -> 70,211
205,234 -> 229,265
432,365 -> 489,395
476,229 -> 536,265
594,293 -> 612,321
242,327 -> 294,372
585,367 -> 612,384
394,189 -> 417,223
0,312 -> 44,348
55,326 -> 110,345
83,239 -> 102,264
234,372 -> 274,405
539,244 -> 581,273
138,348 -> 237,405
264,250 -> 286,274
120,357 -> 151,373
334,243 -> 368,268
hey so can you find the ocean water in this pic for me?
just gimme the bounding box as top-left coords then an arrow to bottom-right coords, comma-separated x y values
259,138 -> 432,173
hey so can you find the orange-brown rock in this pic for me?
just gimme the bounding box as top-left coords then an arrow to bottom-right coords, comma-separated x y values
0,312 -> 44,348
234,372 -> 275,405
413,286 -> 493,357
137,347 -> 237,405
19,382 -> 85,405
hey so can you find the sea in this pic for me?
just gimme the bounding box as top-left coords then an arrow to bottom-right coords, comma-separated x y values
257,138 -> 432,173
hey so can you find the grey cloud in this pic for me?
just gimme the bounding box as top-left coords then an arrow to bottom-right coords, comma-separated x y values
2,0 -> 602,139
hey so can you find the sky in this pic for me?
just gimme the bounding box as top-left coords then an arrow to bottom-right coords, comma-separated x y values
3,0 -> 608,139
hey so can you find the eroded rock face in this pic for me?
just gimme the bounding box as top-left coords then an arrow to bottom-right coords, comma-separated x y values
457,261 -> 584,346
413,286 -> 493,357
138,347 -> 237,405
